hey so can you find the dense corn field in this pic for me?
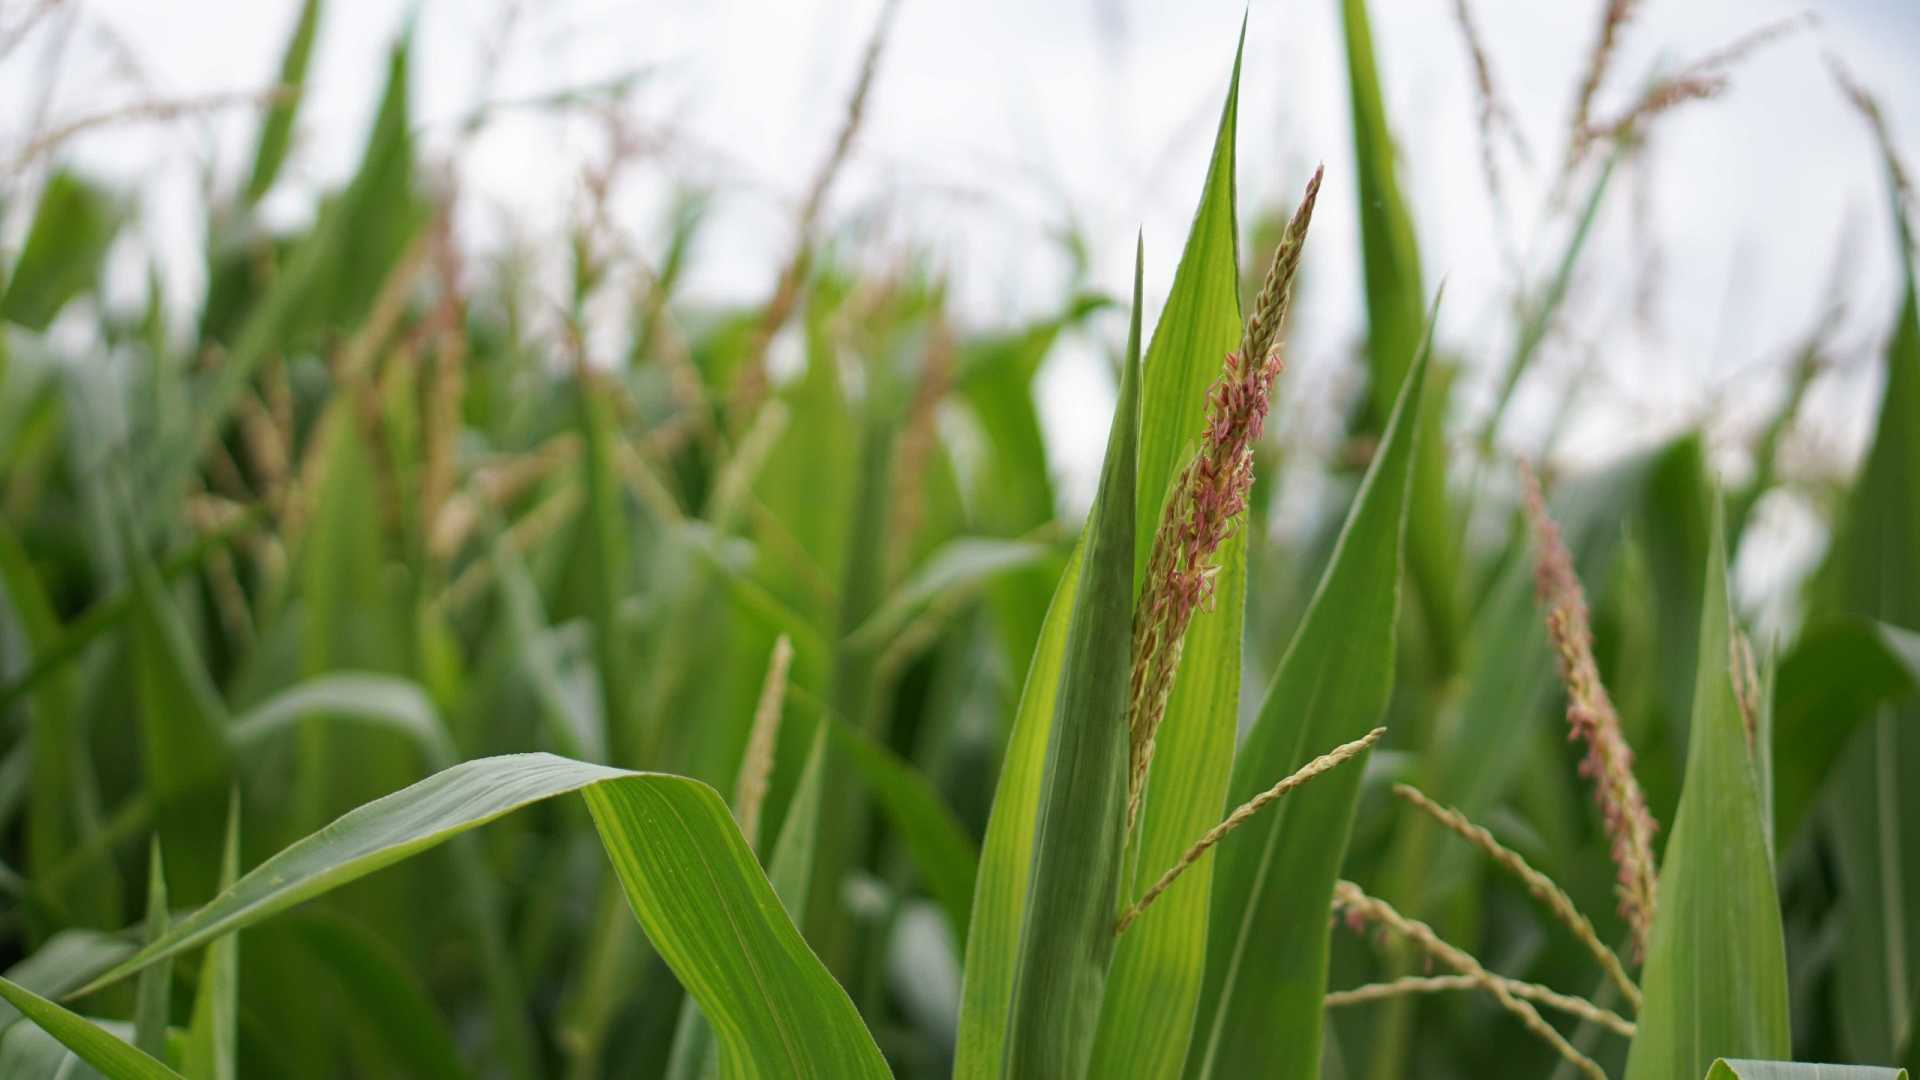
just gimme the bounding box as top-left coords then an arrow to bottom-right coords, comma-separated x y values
0,1 -> 1917,1078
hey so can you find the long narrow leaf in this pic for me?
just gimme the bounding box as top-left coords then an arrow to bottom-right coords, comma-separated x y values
1625,498 -> 1791,1079
133,840 -> 169,1059
1,172 -> 124,331
74,754 -> 889,1078
125,518 -> 235,902
0,523 -> 120,927
1337,0 -> 1461,672
952,542 -> 1082,1076
0,978 -> 182,1080
1093,35 -> 1247,1078
666,702 -> 831,1080
1001,242 -> 1142,1078
183,800 -> 240,1080
1771,619 -> 1920,843
244,0 -> 321,204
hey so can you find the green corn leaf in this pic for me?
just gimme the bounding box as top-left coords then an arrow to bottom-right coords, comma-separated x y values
133,840 -> 170,1059
244,0 -> 321,205
125,519 -> 235,903
848,538 -> 1055,653
1,1015 -> 147,1080
1337,0 -> 1461,673
765,725 -> 829,967
231,674 -> 457,769
1912,999 -> 1920,1076
72,754 -> 890,1078
278,912 -> 470,1080
666,721 -> 831,1080
1771,619 -> 1920,843
954,299 -> 1099,670
1809,132 -> 1920,1066
952,541 -> 1081,1077
1706,1061 -> 1908,1080
1092,34 -> 1245,1078
999,240 -> 1140,1079
1130,30 -> 1241,587
803,697 -> 979,939
294,408 -> 409,686
0,508 -> 262,717
314,38 -> 428,335
491,532 -> 606,761
2,171 -> 125,331
0,522 -> 120,928
183,799 -> 240,1080
1187,302 -> 1431,1080
0,978 -> 182,1080
234,671 -> 534,1078
577,372 -> 641,764
0,932 -> 135,1040
1625,497 -> 1790,1080
588,762 -> 888,1078
800,379 -> 897,980
285,397 -> 431,976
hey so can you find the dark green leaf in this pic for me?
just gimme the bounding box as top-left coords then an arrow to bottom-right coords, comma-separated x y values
1771,619 -> 1920,842
2,172 -> 124,331
278,913 -> 471,1080
133,840 -> 169,1060
0,978 -> 182,1080
244,0 -> 321,204
1001,244 -> 1141,1078
953,542 -> 1082,1077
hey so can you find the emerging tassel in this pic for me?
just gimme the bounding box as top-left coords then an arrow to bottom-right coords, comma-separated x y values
1125,165 -> 1323,832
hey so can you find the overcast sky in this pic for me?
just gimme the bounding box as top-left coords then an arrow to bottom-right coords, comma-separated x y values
6,0 -> 1918,611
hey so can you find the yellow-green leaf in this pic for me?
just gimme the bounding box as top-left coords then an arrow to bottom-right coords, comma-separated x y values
73,754 -> 890,1079
1625,498 -> 1790,1079
1093,33 -> 1247,1078
0,977 -> 183,1080
952,542 -> 1082,1077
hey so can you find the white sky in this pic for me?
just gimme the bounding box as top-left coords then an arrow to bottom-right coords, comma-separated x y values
6,0 -> 1918,614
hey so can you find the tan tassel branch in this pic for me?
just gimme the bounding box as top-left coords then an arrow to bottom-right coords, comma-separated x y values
1392,783 -> 1641,1011
732,635 -> 795,848
1324,974 -> 1634,1038
1523,463 -> 1660,960
1115,724 -> 1379,936
1334,881 -> 1608,1080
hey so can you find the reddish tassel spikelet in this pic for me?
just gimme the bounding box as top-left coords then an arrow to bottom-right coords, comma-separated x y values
1124,167 -> 1322,831
1523,465 -> 1659,960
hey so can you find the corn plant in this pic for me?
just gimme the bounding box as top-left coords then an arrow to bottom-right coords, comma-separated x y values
0,2 -> 1916,1079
